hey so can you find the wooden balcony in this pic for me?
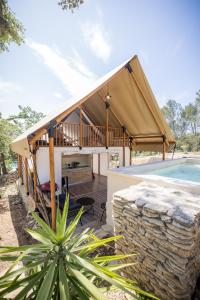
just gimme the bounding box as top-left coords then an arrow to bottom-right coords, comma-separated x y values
36,123 -> 129,148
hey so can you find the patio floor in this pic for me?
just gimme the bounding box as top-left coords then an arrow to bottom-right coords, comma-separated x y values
68,174 -> 107,230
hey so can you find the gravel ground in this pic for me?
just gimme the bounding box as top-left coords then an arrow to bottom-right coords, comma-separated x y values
0,171 -> 33,274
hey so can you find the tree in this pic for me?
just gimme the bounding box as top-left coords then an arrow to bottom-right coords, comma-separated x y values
0,0 -> 24,52
0,106 -> 45,172
58,0 -> 84,11
8,105 -> 45,131
162,90 -> 200,153
0,114 -> 21,173
161,100 -> 183,137
184,103 -> 198,135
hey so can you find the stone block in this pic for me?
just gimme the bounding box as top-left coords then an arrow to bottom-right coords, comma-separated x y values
112,182 -> 200,300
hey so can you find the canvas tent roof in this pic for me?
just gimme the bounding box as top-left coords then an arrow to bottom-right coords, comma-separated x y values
11,55 -> 175,158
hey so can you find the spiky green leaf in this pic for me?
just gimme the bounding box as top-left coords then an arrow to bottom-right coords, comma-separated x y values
36,257 -> 58,300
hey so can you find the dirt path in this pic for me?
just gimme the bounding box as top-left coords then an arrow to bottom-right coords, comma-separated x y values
0,172 -> 32,274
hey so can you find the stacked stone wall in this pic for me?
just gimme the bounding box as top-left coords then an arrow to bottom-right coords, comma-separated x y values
113,182 -> 200,300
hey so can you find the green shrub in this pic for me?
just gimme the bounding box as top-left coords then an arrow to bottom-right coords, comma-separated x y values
0,196 -> 157,299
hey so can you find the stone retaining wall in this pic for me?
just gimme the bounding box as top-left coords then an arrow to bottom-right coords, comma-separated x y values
113,182 -> 200,300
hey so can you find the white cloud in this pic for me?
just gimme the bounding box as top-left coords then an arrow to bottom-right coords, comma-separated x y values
81,22 -> 112,63
156,90 -> 190,107
53,92 -> 63,99
0,79 -> 22,104
138,49 -> 150,66
156,93 -> 168,106
166,38 -> 184,57
27,39 -> 97,98
0,79 -> 22,95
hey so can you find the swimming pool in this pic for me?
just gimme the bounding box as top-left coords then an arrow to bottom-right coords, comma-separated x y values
147,162 -> 200,183
107,157 -> 200,227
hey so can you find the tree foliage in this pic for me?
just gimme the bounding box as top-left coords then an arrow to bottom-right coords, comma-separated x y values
0,106 -> 45,170
0,114 -> 21,172
58,0 -> 84,12
8,105 -> 45,131
162,100 -> 182,137
162,90 -> 200,152
0,0 -> 24,52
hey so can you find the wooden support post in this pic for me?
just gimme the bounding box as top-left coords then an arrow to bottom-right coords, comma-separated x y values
18,155 -> 22,182
129,137 -> 133,166
122,126 -> 126,167
105,101 -> 109,149
32,145 -> 37,200
79,107 -> 83,149
24,157 -> 29,195
21,158 -> 24,185
130,148 -> 132,166
162,135 -> 166,161
98,153 -> 100,175
48,126 -> 56,231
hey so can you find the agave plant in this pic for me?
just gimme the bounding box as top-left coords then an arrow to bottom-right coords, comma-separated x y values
0,196 -> 157,300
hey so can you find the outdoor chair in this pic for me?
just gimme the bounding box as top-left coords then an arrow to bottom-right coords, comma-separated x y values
57,193 -> 83,225
100,202 -> 106,222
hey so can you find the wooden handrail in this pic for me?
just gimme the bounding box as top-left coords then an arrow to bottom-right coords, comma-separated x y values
36,122 -> 128,148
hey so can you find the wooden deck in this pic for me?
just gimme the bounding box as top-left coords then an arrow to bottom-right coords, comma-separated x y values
68,174 -> 107,230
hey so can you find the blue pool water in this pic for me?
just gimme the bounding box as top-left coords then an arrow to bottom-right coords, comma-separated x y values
147,163 -> 200,183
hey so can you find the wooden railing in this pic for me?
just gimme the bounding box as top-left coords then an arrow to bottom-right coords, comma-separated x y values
36,123 -> 129,148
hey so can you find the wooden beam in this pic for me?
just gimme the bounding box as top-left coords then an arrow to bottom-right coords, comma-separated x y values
32,145 -> 37,200
97,90 -> 131,137
18,155 -> 22,182
48,127 -> 56,231
135,141 -> 166,145
79,107 -> 83,149
122,126 -> 126,167
162,135 -> 166,161
132,134 -> 163,139
98,153 -> 100,175
129,148 -> 132,166
29,128 -> 47,145
24,158 -> 29,195
81,106 -> 105,145
129,137 -> 133,166
105,102 -> 109,148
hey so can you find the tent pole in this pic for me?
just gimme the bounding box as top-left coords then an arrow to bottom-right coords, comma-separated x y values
18,155 -> 22,183
79,107 -> 83,149
97,91 -> 132,136
130,149 -> 132,166
122,126 -> 126,166
32,144 -> 37,200
162,135 -> 166,161
129,137 -> 133,166
24,157 -> 29,195
48,126 -> 56,231
105,102 -> 109,149
98,153 -> 100,175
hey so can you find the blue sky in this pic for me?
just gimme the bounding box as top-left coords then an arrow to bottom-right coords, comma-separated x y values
1,0 -> 200,117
